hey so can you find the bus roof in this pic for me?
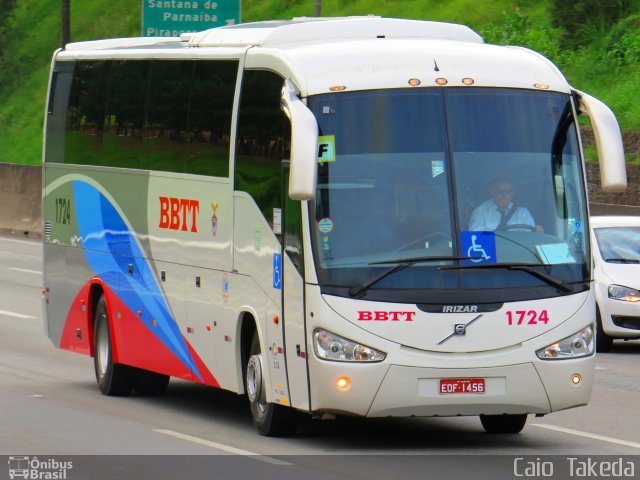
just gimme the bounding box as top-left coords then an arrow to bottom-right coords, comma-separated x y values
57,17 -> 570,96
184,16 -> 484,46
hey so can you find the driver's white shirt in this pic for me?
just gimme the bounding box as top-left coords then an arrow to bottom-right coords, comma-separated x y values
468,200 -> 535,231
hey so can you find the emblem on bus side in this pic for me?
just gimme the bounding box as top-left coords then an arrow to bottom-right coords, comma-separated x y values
211,202 -> 219,236
159,196 -> 200,232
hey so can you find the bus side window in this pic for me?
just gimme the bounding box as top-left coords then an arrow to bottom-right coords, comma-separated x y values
235,70 -> 291,230
186,60 -> 238,177
45,62 -> 75,164
64,59 -> 238,177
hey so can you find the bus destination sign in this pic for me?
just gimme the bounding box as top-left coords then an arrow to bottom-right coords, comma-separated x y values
142,0 -> 241,37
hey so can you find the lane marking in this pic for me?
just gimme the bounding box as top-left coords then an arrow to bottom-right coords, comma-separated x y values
153,429 -> 293,465
0,237 -> 40,246
532,424 -> 640,450
0,250 -> 42,259
9,267 -> 42,275
0,309 -> 36,319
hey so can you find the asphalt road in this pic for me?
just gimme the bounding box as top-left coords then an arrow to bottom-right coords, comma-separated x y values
1,235 -> 639,479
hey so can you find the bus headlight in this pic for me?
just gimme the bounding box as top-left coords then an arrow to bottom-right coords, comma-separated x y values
536,325 -> 594,360
313,329 -> 386,362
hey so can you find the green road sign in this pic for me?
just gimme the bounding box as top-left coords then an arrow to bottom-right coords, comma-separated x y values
142,0 -> 241,37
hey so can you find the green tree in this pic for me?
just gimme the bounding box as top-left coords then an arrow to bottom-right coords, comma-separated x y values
552,0 -> 637,47
0,0 -> 17,49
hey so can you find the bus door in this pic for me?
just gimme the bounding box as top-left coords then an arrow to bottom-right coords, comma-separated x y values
280,161 -> 311,411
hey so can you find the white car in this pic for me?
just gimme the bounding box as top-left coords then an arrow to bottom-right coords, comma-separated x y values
591,216 -> 640,351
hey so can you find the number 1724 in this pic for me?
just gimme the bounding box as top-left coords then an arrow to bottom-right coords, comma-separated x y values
506,310 -> 549,325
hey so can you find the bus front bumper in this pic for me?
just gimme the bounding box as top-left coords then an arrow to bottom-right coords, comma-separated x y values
309,357 -> 594,418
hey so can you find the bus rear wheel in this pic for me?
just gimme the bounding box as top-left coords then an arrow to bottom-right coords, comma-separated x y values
246,331 -> 297,436
93,294 -> 134,396
480,414 -> 527,434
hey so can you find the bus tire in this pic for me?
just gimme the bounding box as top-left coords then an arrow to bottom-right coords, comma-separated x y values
480,414 -> 527,434
93,294 -> 134,396
133,368 -> 170,396
595,306 -> 613,353
246,331 -> 297,436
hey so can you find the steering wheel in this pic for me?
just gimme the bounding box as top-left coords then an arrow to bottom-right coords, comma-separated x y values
497,224 -> 536,232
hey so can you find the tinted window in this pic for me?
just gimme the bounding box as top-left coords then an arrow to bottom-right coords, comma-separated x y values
45,61 -> 75,164
58,59 -> 238,177
235,70 -> 290,227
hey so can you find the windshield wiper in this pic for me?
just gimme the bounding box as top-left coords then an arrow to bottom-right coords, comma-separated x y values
348,256 -> 480,297
605,258 -> 640,264
438,262 -> 574,293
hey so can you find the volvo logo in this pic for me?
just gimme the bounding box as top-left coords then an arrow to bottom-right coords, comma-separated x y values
437,314 -> 483,345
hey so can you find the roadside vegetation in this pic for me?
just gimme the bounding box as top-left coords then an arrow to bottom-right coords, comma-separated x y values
0,0 -> 637,165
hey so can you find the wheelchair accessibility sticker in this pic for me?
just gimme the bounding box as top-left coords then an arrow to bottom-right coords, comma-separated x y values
273,253 -> 282,289
461,231 -> 496,265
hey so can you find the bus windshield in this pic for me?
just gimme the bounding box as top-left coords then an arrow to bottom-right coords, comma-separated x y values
308,88 -> 589,302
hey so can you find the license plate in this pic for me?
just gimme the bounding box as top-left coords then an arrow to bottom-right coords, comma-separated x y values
439,378 -> 485,395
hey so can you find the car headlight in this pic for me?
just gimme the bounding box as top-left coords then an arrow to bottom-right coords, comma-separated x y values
536,325 -> 594,360
313,329 -> 386,362
608,285 -> 640,302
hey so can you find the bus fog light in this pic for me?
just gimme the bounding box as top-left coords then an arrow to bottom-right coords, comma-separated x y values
536,325 -> 594,360
336,376 -> 351,391
571,374 -> 582,386
313,329 -> 386,362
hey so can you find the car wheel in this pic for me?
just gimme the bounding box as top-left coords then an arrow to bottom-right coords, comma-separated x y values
595,306 -> 613,353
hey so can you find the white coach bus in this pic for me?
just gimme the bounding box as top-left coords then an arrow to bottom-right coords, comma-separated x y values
42,17 -> 626,436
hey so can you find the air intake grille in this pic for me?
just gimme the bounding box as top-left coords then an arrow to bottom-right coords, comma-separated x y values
44,221 -> 53,239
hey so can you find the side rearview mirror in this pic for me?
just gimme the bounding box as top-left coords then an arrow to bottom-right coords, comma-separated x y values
281,79 -> 318,200
574,89 -> 627,193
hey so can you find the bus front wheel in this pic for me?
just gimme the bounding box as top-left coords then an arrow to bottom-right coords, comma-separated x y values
93,294 -> 134,396
480,414 -> 527,434
246,331 -> 297,436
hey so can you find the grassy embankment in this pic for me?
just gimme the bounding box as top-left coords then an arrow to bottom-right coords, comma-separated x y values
0,0 -> 637,165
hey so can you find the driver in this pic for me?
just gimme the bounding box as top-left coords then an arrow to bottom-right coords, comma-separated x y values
468,174 -> 543,232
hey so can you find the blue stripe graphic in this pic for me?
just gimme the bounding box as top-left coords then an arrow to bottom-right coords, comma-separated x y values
73,181 -> 201,381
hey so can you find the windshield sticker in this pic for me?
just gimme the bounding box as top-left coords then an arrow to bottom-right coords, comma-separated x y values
321,236 -> 333,260
273,208 -> 282,235
536,243 -> 575,264
431,160 -> 445,177
317,135 -> 336,163
569,218 -> 584,233
318,217 -> 334,234
460,231 -> 496,265
322,236 -> 331,251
